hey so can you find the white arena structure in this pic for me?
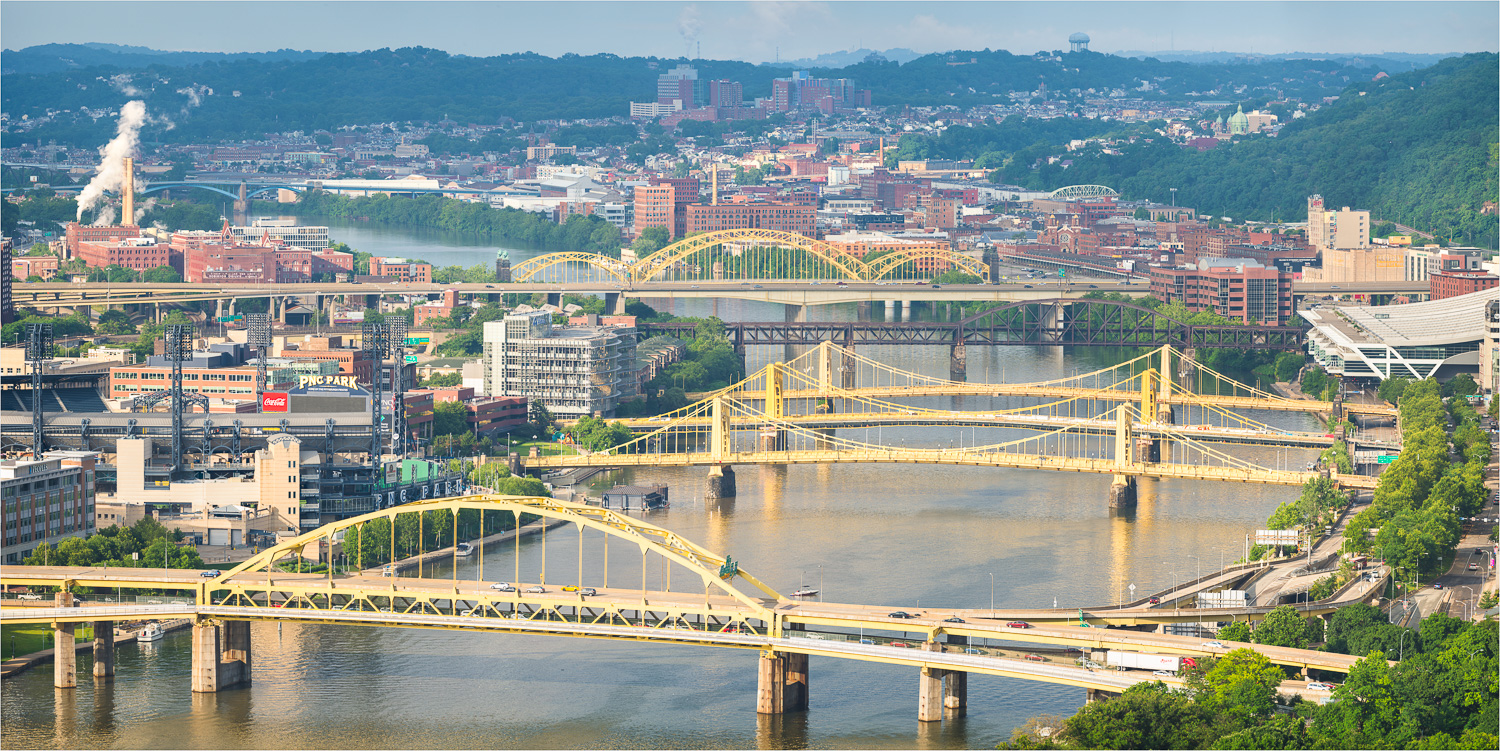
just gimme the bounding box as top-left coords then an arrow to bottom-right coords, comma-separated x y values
1300,287 -> 1500,382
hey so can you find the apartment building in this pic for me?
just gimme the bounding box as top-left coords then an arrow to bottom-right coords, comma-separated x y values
369,257 -> 432,283
2,451 -> 98,564
482,311 -> 638,419
229,219 -> 331,251
76,237 -> 173,273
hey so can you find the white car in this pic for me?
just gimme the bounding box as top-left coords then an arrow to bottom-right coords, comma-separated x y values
1307,682 -> 1336,691
523,585 -> 545,594
1200,641 -> 1226,649
489,582 -> 515,591
1153,670 -> 1175,677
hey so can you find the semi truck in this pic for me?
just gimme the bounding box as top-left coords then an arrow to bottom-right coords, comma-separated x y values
1105,652 -> 1197,672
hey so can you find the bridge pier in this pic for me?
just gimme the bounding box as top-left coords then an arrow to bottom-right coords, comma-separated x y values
884,300 -> 898,320
917,641 -> 967,721
706,465 -> 736,500
1086,688 -> 1119,704
759,430 -> 787,452
756,650 -> 809,714
546,292 -> 562,309
53,592 -> 76,689
191,619 -> 253,693
1109,474 -> 1137,509
949,341 -> 967,381
901,300 -> 913,319
604,292 -> 626,315
93,621 -> 115,678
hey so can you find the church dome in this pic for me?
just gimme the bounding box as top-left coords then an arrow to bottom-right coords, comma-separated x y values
1228,105 -> 1250,135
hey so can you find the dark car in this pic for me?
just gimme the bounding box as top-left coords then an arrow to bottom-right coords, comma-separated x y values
943,616 -> 965,623
1088,284 -> 1098,288
930,284 -> 942,289
888,611 -> 915,619
1024,284 -> 1033,288
200,570 -> 220,578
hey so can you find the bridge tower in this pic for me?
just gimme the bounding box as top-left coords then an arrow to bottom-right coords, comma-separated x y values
233,182 -> 249,225
707,396 -> 736,500
760,363 -> 786,451
1110,405 -> 1138,509
1136,369 -> 1162,464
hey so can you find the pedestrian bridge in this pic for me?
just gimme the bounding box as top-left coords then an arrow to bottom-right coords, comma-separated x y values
3,495 -> 1374,716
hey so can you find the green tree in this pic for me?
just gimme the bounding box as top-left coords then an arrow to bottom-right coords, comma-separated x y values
631,226 -> 671,256
431,400 -> 470,437
1191,648 -> 1285,726
419,372 -> 462,388
1316,651 -> 1413,748
1217,621 -> 1253,643
141,265 -> 182,284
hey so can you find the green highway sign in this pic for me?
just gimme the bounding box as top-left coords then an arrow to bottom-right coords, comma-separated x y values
217,315 -> 243,322
404,355 -> 418,364
1377,454 -> 1398,464
1058,268 -> 1066,277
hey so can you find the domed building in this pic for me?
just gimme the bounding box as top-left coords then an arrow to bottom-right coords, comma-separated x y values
1227,105 -> 1251,136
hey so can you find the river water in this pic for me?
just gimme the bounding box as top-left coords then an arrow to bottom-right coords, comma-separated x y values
1,221 -> 1321,750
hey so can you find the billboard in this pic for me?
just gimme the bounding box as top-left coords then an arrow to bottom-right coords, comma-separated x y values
261,392 -> 289,412
1255,529 -> 1300,547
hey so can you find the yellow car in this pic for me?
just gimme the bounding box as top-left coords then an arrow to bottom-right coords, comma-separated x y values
562,586 -> 580,592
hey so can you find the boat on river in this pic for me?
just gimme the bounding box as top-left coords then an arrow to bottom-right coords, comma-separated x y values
138,623 -> 163,642
455,542 -> 474,557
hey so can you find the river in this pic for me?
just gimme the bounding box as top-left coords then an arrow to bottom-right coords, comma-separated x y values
1,221 -> 1322,749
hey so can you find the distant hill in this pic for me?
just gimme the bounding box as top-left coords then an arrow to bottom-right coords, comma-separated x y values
1113,49 -> 1460,73
763,48 -> 924,68
0,43 -> 326,75
975,53 -> 1497,247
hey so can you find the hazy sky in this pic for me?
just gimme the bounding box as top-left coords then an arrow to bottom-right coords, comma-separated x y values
3,1 -> 1495,62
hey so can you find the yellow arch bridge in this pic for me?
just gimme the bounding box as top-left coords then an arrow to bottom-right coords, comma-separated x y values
509,228 -> 991,284
3,495 -> 1376,717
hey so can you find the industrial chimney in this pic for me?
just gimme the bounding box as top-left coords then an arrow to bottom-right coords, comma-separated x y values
121,156 -> 135,226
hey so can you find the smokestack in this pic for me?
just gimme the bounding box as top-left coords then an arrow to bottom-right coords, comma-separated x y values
712,167 -> 719,205
122,157 -> 134,227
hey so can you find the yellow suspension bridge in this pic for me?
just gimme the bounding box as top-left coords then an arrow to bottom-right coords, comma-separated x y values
538,344 -> 1384,497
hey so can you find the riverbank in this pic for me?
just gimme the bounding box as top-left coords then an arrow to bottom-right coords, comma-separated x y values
0,618 -> 190,681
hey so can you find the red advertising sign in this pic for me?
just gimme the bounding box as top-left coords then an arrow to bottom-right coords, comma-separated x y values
261,392 -> 289,412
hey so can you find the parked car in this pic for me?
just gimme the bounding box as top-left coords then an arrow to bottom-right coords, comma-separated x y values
943,616 -> 966,623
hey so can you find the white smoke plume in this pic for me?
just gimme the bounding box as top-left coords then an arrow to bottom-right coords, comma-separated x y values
134,197 -> 158,224
176,84 -> 210,110
77,100 -> 148,223
678,4 -> 701,53
94,206 -> 116,227
109,73 -> 141,96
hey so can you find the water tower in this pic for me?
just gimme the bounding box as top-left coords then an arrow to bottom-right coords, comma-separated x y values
1069,32 -> 1091,52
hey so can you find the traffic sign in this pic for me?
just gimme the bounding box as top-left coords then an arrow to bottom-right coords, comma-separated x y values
404,355 -> 418,363
1377,454 -> 1398,464
218,315 -> 243,322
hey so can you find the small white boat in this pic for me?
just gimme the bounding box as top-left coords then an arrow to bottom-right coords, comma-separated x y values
138,623 -> 164,642
791,587 -> 820,598
455,542 -> 474,557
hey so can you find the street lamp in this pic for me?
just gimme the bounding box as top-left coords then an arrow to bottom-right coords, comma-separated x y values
1187,554 -> 1202,584
989,572 -> 995,619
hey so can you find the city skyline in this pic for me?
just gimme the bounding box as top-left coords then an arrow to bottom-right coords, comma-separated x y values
3,1 -> 1496,64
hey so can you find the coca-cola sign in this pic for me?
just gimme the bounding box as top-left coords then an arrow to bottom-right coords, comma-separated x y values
261,392 -> 289,412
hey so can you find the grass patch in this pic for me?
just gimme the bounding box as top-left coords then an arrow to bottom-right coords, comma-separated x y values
1,623 -> 95,660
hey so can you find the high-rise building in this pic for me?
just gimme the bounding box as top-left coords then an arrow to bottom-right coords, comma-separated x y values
1149,258 -> 1294,325
768,71 -> 871,113
1306,195 -> 1369,251
656,64 -> 699,109
482,312 -> 638,419
2,451 -> 98,564
708,80 -> 743,108
229,219 -> 331,250
633,185 -> 676,238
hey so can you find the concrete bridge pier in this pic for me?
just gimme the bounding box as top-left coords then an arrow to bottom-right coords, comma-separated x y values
917,642 -> 967,721
756,650 -> 809,714
1086,688 -> 1120,704
884,300 -> 898,320
1109,474 -> 1137,509
53,592 -> 76,689
949,341 -> 967,381
759,430 -> 787,452
605,292 -> 626,315
191,619 -> 253,693
92,621 -> 115,678
706,465 -> 736,500
902,299 -> 913,319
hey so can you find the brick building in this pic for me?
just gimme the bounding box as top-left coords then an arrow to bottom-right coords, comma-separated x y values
684,203 -> 817,237
76,237 -> 173,273
63,222 -> 140,256
1149,258 -> 1294,325
369,257 -> 432,283
1431,271 -> 1499,301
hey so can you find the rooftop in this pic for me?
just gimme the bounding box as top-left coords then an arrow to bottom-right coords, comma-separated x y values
1300,287 -> 1500,348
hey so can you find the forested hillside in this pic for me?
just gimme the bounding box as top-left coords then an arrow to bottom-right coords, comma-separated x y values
974,53 -> 1496,246
4,46 -> 1390,148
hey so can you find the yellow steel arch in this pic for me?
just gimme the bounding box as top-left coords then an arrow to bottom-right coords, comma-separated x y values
865,247 -> 991,282
630,228 -> 869,282
211,495 -> 780,617
511,252 -> 630,283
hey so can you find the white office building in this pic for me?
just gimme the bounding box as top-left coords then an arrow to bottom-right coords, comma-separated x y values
482,312 -> 638,418
230,218 -> 330,250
